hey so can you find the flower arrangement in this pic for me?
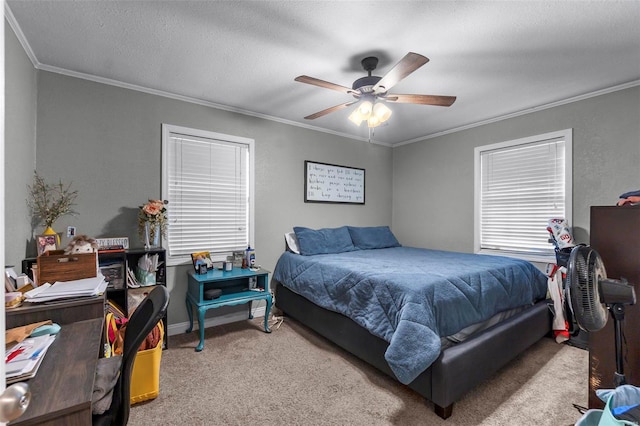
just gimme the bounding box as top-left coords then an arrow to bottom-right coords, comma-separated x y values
27,172 -> 78,228
138,199 -> 168,242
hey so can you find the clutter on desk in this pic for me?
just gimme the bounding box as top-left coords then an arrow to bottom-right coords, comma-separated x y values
5,267 -> 34,293
6,331 -> 57,384
30,323 -> 61,337
6,320 -> 52,345
617,189 -> 640,206
23,276 -> 108,303
5,320 -> 61,384
5,268 -> 35,308
5,292 -> 24,309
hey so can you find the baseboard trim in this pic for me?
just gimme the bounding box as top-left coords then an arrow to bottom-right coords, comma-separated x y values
167,306 -> 266,336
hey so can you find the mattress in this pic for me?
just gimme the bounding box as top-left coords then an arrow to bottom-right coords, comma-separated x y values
273,246 -> 548,384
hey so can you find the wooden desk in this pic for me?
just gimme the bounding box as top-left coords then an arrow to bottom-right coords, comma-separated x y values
6,294 -> 105,329
9,318 -> 103,426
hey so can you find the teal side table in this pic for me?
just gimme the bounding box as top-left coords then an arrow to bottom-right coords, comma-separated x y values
185,267 -> 272,351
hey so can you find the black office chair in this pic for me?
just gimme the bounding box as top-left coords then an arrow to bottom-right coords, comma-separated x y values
93,285 -> 170,426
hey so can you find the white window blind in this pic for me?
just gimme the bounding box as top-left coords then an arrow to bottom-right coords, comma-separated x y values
475,129 -> 572,260
162,125 -> 254,264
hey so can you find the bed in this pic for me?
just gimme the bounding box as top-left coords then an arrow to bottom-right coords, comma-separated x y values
272,226 -> 551,419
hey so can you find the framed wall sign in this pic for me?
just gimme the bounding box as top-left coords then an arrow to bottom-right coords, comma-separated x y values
304,161 -> 365,204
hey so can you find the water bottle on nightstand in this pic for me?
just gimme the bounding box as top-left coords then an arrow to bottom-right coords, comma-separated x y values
245,245 -> 256,268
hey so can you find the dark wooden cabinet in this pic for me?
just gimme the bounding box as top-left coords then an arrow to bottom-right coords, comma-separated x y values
589,205 -> 640,408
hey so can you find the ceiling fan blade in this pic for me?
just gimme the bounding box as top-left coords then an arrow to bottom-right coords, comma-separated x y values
295,75 -> 355,95
385,94 -> 456,107
304,101 -> 357,120
372,52 -> 429,94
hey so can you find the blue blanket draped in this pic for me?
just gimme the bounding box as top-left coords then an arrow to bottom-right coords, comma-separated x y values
273,247 -> 548,384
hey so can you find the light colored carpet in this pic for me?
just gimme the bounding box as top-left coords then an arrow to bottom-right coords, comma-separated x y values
128,317 -> 587,425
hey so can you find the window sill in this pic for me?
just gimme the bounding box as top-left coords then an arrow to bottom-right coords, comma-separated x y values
476,249 -> 555,265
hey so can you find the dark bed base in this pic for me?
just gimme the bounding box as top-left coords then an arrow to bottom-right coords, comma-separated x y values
274,281 -> 551,419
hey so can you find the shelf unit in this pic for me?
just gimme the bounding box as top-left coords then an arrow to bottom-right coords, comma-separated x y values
22,247 -> 168,348
101,248 -> 168,348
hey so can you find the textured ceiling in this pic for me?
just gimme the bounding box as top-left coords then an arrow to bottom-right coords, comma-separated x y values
6,1 -> 640,146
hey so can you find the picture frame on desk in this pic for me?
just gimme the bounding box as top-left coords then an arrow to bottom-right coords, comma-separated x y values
36,235 -> 58,256
191,251 -> 213,272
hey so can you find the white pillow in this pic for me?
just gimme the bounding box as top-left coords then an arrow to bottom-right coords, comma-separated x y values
284,232 -> 301,254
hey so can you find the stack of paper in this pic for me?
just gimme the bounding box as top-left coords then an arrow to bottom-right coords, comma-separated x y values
24,276 -> 108,303
6,334 -> 56,384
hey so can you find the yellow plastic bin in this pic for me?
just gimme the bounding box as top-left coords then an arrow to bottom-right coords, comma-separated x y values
130,322 -> 164,405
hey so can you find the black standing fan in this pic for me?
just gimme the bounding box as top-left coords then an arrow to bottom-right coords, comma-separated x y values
566,245 -> 636,386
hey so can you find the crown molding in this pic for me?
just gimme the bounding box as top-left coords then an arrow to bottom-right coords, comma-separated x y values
4,3 -> 39,68
394,79 -> 640,147
39,61 -> 388,146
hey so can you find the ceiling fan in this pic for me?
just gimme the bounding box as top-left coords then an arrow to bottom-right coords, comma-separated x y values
294,52 -> 456,128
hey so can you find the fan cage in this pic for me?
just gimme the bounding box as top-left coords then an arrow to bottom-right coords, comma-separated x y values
569,247 -> 608,332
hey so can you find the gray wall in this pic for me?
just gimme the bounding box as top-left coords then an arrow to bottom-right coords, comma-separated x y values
392,86 -> 640,252
5,20 -> 37,269
8,19 -> 639,330
32,71 -> 392,327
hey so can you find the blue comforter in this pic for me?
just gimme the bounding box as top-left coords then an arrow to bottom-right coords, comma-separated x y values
273,247 -> 548,384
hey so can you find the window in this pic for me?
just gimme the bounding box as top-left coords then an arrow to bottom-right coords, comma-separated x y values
162,124 -> 254,266
474,129 -> 572,262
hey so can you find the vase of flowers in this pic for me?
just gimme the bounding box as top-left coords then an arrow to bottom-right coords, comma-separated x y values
28,172 -> 78,245
138,199 -> 168,249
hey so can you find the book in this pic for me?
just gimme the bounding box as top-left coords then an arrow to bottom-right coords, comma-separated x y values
98,246 -> 126,253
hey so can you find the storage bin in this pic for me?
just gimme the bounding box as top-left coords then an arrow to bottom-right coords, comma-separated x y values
37,250 -> 97,285
130,322 -> 164,404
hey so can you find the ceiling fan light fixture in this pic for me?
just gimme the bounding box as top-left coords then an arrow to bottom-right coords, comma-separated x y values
348,109 -> 365,126
358,100 -> 373,116
373,102 -> 392,123
367,115 -> 380,128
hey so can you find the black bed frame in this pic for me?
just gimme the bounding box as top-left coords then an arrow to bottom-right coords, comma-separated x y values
274,280 -> 551,419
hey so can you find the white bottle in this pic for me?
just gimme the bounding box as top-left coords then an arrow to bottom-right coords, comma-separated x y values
245,246 -> 256,268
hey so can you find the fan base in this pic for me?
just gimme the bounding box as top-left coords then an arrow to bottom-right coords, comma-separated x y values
361,56 -> 378,72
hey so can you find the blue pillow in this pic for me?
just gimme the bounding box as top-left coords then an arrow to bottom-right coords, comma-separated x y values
293,226 -> 356,255
348,226 -> 401,250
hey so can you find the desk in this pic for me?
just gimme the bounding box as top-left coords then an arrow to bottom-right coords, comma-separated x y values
6,294 -> 105,329
9,318 -> 103,426
186,268 -> 272,351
